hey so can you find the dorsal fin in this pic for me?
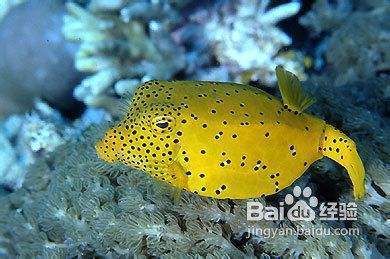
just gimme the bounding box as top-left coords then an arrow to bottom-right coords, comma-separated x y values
275,65 -> 315,113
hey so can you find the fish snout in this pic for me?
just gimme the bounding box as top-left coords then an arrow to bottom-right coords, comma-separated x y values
95,132 -> 117,163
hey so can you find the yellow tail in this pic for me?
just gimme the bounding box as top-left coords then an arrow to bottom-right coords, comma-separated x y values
320,124 -> 366,199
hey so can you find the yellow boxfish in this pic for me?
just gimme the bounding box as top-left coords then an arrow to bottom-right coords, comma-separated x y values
96,66 -> 365,200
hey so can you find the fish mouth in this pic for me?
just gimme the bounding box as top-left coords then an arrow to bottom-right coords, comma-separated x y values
95,135 -> 116,163
95,140 -> 109,162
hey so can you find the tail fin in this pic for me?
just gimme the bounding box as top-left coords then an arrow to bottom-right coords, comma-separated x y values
320,124 -> 366,199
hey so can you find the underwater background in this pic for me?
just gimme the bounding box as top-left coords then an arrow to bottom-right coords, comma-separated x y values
0,0 -> 388,257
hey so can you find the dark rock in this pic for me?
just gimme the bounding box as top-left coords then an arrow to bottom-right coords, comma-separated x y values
0,0 -> 83,117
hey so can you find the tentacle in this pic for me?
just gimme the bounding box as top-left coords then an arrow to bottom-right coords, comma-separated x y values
320,124 -> 366,199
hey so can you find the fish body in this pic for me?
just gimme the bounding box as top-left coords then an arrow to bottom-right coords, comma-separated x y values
96,67 -> 365,199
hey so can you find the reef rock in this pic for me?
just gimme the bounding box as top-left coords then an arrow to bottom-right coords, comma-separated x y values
0,0 -> 82,117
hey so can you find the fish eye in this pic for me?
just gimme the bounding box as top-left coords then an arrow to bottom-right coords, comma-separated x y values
156,121 -> 169,129
151,116 -> 175,133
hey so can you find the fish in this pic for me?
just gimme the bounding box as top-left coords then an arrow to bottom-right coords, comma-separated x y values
95,66 -> 365,200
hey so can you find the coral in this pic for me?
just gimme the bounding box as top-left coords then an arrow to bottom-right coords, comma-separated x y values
0,0 -> 389,258
0,132 -> 23,191
202,0 -> 306,83
22,114 -> 64,153
0,100 -> 111,190
0,102 -> 65,189
299,0 -> 352,35
300,0 -> 390,85
62,0 -> 309,109
62,1 -> 186,109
